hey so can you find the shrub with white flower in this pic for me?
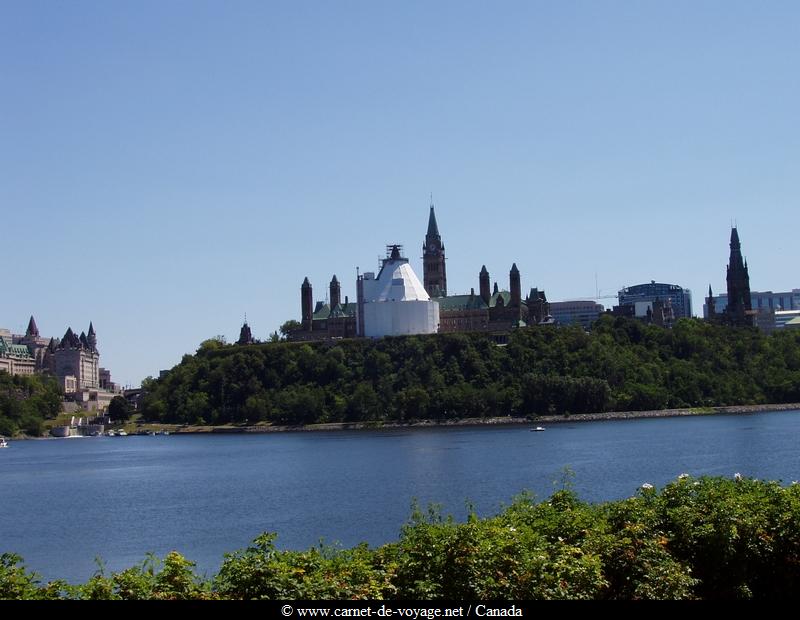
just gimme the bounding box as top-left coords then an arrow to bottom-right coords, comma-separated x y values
678,473 -> 689,480
734,473 -> 743,481
641,483 -> 654,490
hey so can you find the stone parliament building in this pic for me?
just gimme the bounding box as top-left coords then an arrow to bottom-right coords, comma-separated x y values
288,204 -> 552,342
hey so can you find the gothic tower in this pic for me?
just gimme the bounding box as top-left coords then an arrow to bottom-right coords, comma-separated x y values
330,275 -> 341,309
423,202 -> 447,297
301,277 -> 313,331
725,227 -> 753,326
479,265 -> 491,305
509,263 -> 521,308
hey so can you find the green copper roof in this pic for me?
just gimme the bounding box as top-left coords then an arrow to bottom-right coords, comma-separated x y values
2,343 -> 33,359
329,302 -> 356,318
313,302 -> 356,321
489,291 -> 511,307
436,294 -> 488,312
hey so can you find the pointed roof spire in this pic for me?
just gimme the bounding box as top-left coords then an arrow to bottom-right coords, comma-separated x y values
730,226 -> 740,248
480,265 -> 488,275
510,263 -> 519,274
88,321 -> 95,335
426,203 -> 440,239
302,276 -> 311,288
708,284 -> 713,297
26,316 -> 39,337
331,274 -> 339,284
493,282 -> 499,294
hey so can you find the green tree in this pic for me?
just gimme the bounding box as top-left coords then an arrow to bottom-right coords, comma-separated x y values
107,395 -> 132,421
279,320 -> 301,339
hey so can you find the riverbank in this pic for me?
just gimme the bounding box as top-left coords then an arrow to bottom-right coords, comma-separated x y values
168,401 -> 800,435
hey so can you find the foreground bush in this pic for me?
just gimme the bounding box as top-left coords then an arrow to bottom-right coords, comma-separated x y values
4,476 -> 800,599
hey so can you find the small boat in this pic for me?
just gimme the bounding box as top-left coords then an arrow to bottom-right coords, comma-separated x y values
117,430 -> 128,437
530,426 -> 546,432
0,436 -> 9,448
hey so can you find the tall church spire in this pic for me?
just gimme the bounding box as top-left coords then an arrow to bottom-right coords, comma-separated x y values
725,226 -> 752,326
422,200 -> 447,297
730,226 -> 741,248
26,316 -> 39,337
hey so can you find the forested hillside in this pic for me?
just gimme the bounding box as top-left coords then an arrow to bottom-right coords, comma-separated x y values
140,316 -> 800,426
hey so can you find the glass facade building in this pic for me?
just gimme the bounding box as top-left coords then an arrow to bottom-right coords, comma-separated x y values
617,281 -> 693,319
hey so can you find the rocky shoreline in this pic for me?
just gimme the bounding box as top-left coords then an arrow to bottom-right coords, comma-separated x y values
179,402 -> 800,435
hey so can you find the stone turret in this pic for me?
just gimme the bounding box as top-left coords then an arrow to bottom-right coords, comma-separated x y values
509,263 -> 521,308
330,275 -> 341,310
479,266 -> 490,305
301,277 -> 313,331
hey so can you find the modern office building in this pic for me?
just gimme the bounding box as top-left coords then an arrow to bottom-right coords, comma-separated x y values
617,281 -> 692,319
549,300 -> 604,329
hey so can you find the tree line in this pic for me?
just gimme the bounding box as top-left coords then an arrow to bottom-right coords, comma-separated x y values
0,372 -> 62,437
140,316 -> 800,426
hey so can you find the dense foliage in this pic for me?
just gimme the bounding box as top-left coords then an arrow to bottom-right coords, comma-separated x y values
5,475 -> 800,599
0,372 -> 62,436
140,317 -> 800,425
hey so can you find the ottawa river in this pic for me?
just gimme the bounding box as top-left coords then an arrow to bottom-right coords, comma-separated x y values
2,409 -> 800,584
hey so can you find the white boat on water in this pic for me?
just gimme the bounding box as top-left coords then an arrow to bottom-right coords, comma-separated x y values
0,436 -> 8,448
530,426 -> 546,432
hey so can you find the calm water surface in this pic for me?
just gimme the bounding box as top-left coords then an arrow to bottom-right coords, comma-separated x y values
2,410 -> 800,583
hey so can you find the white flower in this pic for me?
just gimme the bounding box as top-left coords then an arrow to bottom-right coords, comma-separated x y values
678,473 -> 689,480
641,483 -> 654,490
734,473 -> 743,481
508,526 -> 517,532
693,482 -> 700,486
792,481 -> 798,485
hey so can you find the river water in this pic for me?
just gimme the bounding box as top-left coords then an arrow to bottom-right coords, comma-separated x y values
2,409 -> 800,583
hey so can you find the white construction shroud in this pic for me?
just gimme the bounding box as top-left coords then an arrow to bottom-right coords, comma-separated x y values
360,255 -> 439,338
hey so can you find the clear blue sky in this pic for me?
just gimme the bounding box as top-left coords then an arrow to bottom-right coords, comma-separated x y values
2,1 -> 798,387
